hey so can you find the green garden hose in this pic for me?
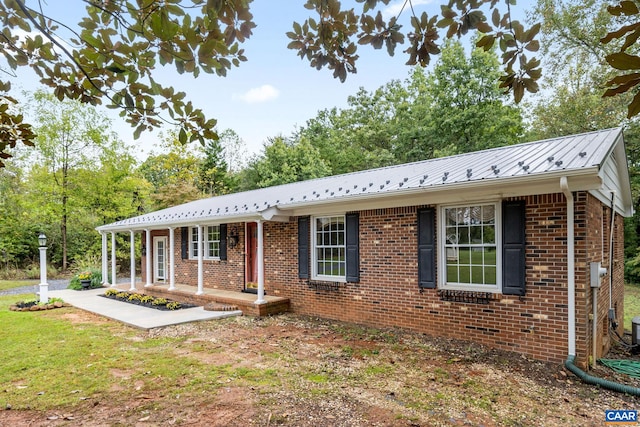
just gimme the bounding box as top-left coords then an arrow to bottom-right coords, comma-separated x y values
599,359 -> 640,379
565,356 -> 640,396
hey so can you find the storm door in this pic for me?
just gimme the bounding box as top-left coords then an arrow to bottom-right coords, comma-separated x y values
245,223 -> 258,291
153,236 -> 168,282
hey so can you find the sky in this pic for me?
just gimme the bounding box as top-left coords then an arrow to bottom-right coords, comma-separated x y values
9,0 -> 535,162
139,0 -> 443,159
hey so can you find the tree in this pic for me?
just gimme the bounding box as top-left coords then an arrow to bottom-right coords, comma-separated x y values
199,137 -> 233,197
9,91 -> 146,272
240,136 -> 331,190
0,165 -> 38,269
299,40 -> 523,169
23,91 -> 113,271
300,83 -> 404,175
138,133 -> 204,209
0,0 -> 543,168
218,129 -> 249,173
395,39 -> 523,162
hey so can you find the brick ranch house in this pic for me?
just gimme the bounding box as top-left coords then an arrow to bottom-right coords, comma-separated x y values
96,128 -> 633,368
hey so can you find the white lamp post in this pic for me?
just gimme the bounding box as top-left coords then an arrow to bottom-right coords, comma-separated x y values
38,233 -> 48,304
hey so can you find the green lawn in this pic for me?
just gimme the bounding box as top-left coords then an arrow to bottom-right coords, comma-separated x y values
0,293 -> 227,409
624,283 -> 640,331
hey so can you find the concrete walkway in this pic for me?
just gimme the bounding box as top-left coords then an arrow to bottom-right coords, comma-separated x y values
49,287 -> 242,330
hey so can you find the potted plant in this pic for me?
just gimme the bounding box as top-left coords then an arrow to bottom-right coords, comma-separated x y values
78,271 -> 92,289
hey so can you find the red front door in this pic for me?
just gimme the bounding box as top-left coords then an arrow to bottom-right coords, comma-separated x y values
246,222 -> 258,289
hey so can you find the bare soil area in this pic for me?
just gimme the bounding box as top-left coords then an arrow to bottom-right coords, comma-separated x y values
1,311 -> 638,426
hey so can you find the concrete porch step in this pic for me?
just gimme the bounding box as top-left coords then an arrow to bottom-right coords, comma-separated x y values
142,284 -> 290,317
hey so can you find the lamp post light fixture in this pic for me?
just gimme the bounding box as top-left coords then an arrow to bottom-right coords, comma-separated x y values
38,233 -> 48,304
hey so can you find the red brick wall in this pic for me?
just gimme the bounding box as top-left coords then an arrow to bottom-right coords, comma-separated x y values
150,192 -> 625,365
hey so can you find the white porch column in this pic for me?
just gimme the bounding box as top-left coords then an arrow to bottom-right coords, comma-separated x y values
255,220 -> 265,304
111,232 -> 117,288
169,227 -> 176,291
145,229 -> 152,287
130,230 -> 136,291
196,225 -> 204,295
101,232 -> 109,285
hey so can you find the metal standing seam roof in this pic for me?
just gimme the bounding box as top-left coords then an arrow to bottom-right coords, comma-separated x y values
97,127 -> 627,232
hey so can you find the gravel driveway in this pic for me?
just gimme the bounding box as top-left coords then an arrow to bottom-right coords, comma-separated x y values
0,279 -> 70,296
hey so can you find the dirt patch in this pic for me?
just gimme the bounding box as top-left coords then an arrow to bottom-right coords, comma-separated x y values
56,310 -> 110,325
1,313 -> 639,426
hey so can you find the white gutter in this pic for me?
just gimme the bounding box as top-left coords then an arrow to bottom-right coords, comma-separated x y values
560,177 -> 576,357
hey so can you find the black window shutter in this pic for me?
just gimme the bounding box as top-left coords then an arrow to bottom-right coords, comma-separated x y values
298,217 -> 310,279
346,213 -> 360,282
418,207 -> 436,289
502,200 -> 526,296
219,224 -> 227,261
181,227 -> 189,259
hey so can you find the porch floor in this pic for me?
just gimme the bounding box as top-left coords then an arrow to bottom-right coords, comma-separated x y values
139,283 -> 290,317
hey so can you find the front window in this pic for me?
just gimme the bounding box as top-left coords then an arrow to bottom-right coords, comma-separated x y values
441,203 -> 499,291
190,225 -> 221,259
313,216 -> 345,280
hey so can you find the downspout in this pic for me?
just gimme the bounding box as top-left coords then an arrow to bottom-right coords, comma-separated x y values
560,177 -> 576,358
608,191 -> 616,317
561,180 -> 640,396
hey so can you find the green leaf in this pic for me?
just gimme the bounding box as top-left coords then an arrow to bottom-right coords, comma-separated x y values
628,90 -> 640,118
525,40 -> 539,52
609,0 -> 640,16
106,65 -> 126,73
124,93 -> 134,109
606,52 -> 640,70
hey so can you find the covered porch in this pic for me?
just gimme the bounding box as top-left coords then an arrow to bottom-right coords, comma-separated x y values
96,212 -> 290,317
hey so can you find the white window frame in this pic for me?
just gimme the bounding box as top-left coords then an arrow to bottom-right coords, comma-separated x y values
189,225 -> 221,260
312,214 -> 347,282
438,202 -> 502,293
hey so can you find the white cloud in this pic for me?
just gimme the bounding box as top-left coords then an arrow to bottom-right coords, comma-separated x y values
383,0 -> 433,19
234,84 -> 280,104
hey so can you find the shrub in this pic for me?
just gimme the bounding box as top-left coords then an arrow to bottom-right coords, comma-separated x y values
68,268 -> 104,290
140,295 -> 154,304
166,301 -> 181,310
104,289 -> 119,297
128,293 -> 142,302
